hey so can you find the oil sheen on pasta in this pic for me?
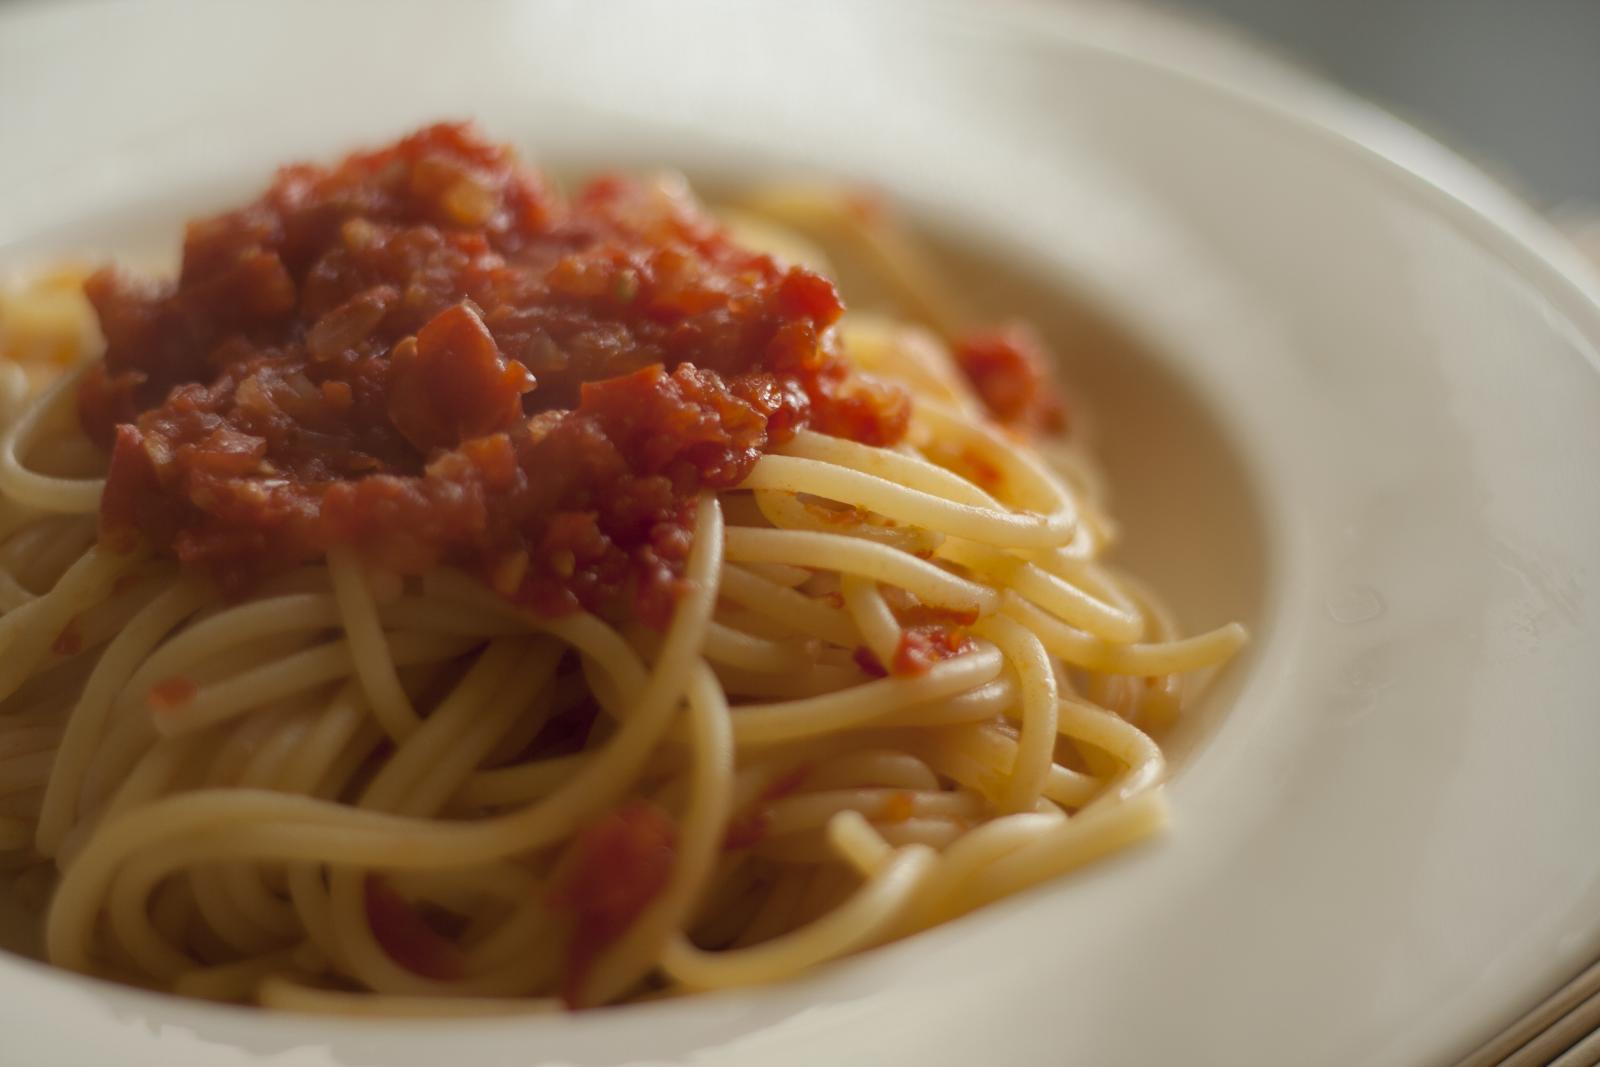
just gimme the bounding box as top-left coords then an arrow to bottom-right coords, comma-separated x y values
0,124 -> 1246,1013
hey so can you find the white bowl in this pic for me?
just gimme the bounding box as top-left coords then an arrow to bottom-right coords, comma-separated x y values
3,2 -> 1599,1065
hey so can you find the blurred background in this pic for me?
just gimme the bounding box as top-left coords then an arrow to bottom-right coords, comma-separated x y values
5,0 -> 1598,248
1156,0 -> 1600,216
6,0 -> 1598,210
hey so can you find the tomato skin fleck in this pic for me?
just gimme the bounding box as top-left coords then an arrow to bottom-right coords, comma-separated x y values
852,646 -> 889,678
82,123 -> 909,622
958,446 -> 1004,492
145,676 -> 198,715
879,791 -> 916,824
722,765 -> 811,851
50,621 -> 82,657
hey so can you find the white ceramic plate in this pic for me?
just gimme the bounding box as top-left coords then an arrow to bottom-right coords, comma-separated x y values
4,2 -> 1600,1064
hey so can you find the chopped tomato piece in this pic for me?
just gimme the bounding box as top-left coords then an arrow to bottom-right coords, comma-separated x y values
387,303 -> 531,453
548,800 -> 676,1006
892,625 -> 975,676
952,322 -> 1067,434
364,875 -> 465,981
145,676 -> 198,714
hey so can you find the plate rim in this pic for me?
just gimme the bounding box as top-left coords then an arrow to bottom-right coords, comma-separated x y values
1,2 -> 1599,1065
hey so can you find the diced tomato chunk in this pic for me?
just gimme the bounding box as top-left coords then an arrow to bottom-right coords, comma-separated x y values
387,303 -> 531,453
364,875 -> 465,981
549,801 -> 677,1006
892,625 -> 975,676
952,322 -> 1067,434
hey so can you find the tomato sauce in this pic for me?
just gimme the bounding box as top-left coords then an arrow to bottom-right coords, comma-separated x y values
81,123 -> 909,622
851,600 -> 978,678
721,764 -> 810,851
951,322 -> 1066,435
547,800 -> 676,1005
364,875 -> 465,981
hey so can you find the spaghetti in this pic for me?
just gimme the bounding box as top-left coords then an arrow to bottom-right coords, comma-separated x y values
0,125 -> 1245,1013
